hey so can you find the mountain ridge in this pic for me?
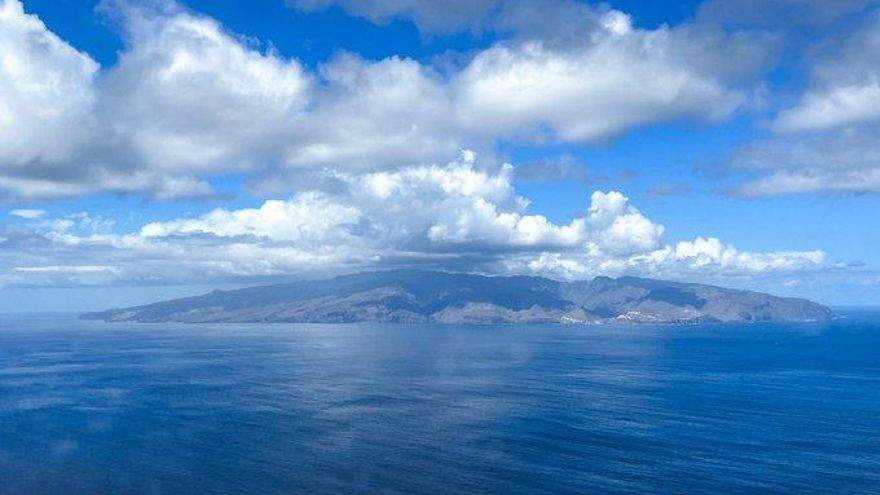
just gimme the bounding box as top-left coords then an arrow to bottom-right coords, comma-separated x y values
81,269 -> 833,325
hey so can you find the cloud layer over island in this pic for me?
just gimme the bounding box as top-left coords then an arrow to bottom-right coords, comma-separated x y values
1,0 -> 878,307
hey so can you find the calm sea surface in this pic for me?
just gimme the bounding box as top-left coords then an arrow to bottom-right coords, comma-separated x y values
1,311 -> 879,494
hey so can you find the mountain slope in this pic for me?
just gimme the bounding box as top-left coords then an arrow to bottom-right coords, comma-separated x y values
82,270 -> 834,324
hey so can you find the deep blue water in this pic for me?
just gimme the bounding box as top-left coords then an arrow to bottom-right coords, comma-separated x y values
1,311 -> 879,494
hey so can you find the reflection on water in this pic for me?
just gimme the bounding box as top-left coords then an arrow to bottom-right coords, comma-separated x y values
1,313 -> 879,494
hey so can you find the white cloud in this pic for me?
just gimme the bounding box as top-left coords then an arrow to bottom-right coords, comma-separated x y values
142,152 -> 587,250
772,11 -> 880,133
0,0 -> 98,169
454,9 -> 765,142
651,237 -> 826,274
505,237 -> 827,282
731,126 -> 880,195
774,85 -> 880,133
102,3 -> 311,174
586,191 -> 664,256
141,193 -> 362,243
0,0 -> 310,199
9,209 -> 46,219
737,169 -> 880,196
282,53 -> 464,170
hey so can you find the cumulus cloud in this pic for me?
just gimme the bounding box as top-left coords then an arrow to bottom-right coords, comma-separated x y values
773,11 -> 880,133
0,0 -> 98,191
282,53 -> 464,170
102,2 -> 311,174
0,153 -> 830,290
0,0 -> 310,199
504,237 -> 827,283
585,191 -> 665,256
143,152 -> 587,250
454,7 -> 774,143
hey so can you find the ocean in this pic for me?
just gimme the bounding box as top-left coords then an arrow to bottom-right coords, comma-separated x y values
1,311 -> 878,494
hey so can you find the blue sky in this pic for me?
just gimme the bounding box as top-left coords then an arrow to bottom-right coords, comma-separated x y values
1,0 -> 879,311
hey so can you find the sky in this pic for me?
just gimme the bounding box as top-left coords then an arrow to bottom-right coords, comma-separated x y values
1,0 -> 879,312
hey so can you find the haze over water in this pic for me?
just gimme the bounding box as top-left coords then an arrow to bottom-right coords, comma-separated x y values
1,311 -> 879,494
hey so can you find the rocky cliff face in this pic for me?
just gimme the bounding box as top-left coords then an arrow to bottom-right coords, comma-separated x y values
82,270 -> 834,324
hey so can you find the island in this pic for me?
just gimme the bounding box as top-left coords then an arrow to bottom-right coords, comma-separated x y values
81,270 -> 834,324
